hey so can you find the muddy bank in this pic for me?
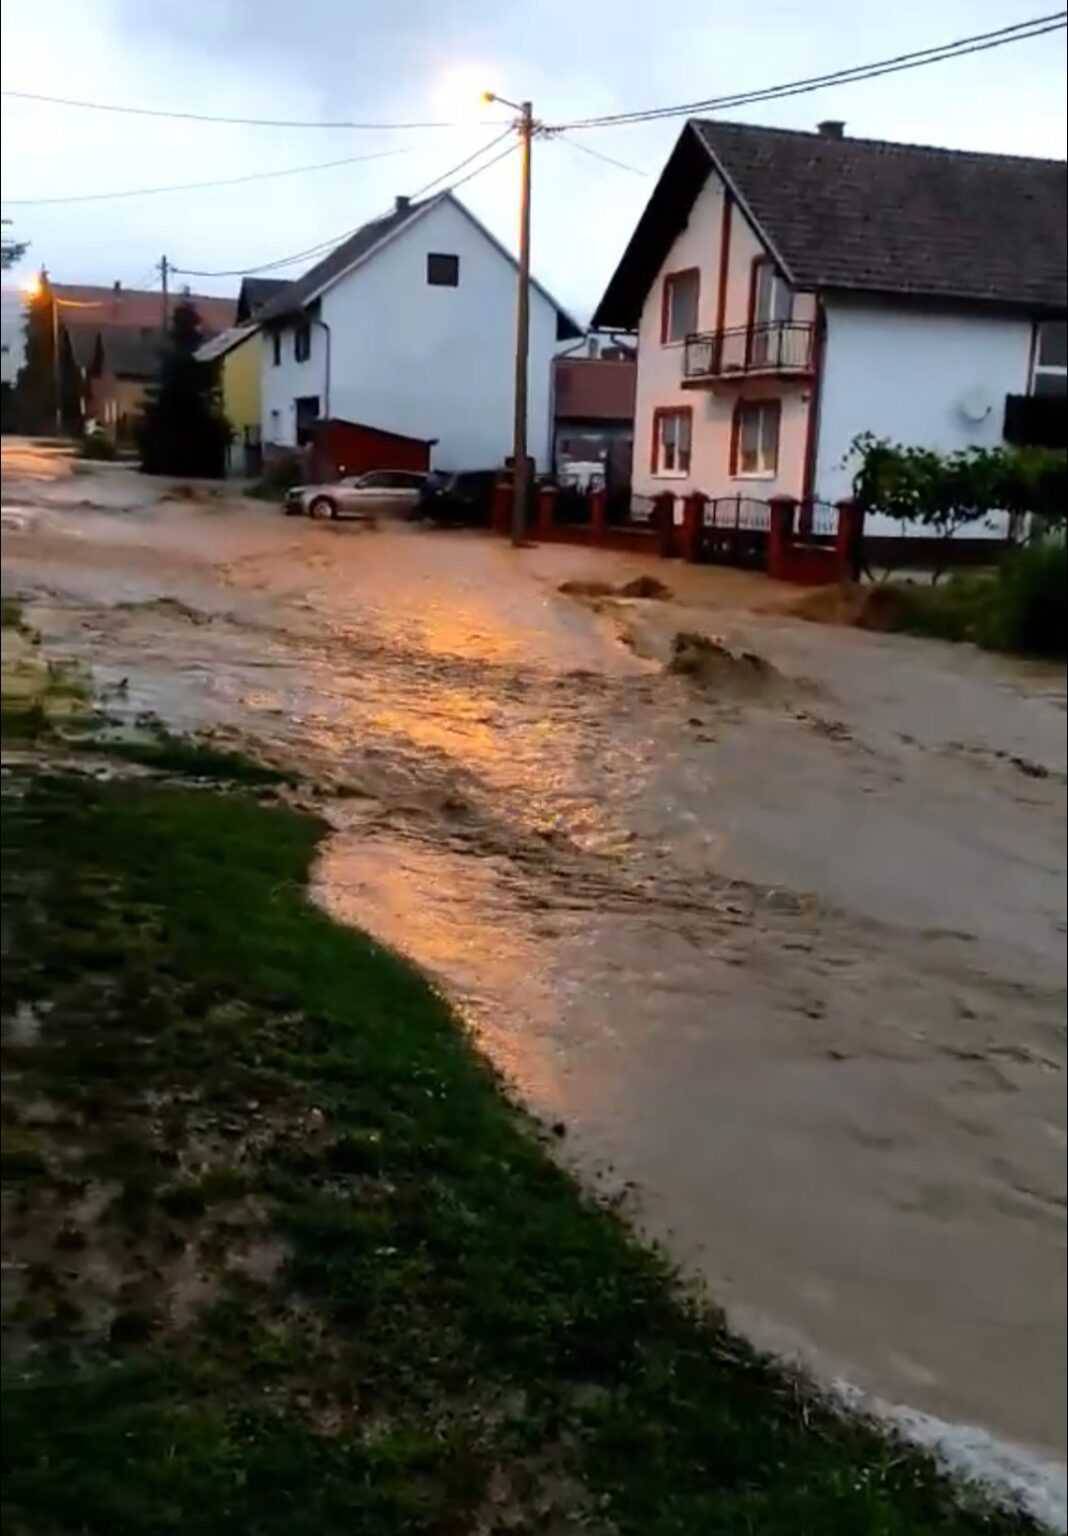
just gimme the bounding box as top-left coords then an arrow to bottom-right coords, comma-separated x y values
3,443 -> 1066,1523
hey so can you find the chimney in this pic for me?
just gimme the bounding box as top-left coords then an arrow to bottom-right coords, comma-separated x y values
818,120 -> 845,140
113,279 -> 122,293
394,195 -> 411,214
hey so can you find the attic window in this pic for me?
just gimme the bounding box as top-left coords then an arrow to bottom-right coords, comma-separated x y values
427,253 -> 460,288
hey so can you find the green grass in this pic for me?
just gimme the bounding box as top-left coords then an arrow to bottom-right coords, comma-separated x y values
78,730 -> 297,785
0,763 -> 1036,1534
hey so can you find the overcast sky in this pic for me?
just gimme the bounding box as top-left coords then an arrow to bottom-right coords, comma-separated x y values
1,0 -> 1065,320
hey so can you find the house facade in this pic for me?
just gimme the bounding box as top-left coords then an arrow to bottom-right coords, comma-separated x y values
593,121 -> 1066,529
56,282 -> 236,441
257,191 -> 580,471
197,325 -> 262,475
553,344 -> 637,494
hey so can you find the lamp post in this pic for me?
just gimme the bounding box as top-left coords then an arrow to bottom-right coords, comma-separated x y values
483,91 -> 533,547
23,267 -> 61,435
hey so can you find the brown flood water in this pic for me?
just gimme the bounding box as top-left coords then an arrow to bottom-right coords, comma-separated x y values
3,440 -> 1066,1523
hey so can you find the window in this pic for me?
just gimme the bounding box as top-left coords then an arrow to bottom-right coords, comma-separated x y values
651,407 -> 692,477
427,253 -> 460,287
661,269 -> 700,344
294,322 -> 312,363
732,400 -> 781,477
1032,320 -> 1067,397
271,332 -> 281,367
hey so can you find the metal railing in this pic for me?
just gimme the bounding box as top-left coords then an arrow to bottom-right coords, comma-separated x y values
704,497 -> 771,531
684,321 -> 815,380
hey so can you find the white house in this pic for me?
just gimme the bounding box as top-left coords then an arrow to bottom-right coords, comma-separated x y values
592,120 -> 1066,530
256,191 -> 581,471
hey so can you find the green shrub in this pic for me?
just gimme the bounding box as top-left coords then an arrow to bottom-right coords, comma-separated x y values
983,539 -> 1067,657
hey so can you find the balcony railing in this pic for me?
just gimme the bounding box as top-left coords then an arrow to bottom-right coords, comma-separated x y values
683,321 -> 815,381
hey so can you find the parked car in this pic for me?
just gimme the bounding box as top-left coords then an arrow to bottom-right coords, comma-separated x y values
284,469 -> 428,519
415,469 -> 499,527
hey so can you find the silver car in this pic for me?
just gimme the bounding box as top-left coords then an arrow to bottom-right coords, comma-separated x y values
284,469 -> 428,520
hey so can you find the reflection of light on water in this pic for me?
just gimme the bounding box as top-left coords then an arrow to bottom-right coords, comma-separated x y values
312,831 -> 571,1110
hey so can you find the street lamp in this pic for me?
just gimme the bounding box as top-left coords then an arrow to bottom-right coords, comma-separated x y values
484,90 -> 533,548
24,268 -> 61,435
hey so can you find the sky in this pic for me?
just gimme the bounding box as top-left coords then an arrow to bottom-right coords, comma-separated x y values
1,0 -> 1065,322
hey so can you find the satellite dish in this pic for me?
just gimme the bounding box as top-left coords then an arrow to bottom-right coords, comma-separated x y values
959,387 -> 993,424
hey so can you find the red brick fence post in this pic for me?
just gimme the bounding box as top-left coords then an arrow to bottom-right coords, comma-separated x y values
590,487 -> 608,543
536,484 -> 557,538
492,478 -> 511,536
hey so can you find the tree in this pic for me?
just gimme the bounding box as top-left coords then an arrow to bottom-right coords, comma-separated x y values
1,219 -> 28,270
14,271 -> 57,434
137,301 -> 231,478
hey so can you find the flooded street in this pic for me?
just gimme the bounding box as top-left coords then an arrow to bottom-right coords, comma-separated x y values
4,439 -> 1066,1522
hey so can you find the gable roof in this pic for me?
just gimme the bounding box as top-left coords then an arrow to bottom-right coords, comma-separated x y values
195,323 -> 259,364
236,277 -> 289,323
256,191 -> 582,337
593,120 -> 1067,328
54,284 -> 236,335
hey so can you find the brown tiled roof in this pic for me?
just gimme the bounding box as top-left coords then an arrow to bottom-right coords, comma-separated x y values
53,285 -> 236,335
593,120 -> 1067,328
554,356 -> 636,421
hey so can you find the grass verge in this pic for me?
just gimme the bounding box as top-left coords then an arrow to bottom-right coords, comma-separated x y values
0,760 -> 1037,1534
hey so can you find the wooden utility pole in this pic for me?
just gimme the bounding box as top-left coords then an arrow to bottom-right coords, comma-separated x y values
510,101 -> 533,547
159,254 -> 170,336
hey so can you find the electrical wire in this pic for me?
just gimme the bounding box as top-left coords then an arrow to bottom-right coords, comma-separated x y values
0,87 -> 505,131
171,127 -> 518,280
552,12 -> 1067,129
545,132 -> 647,175
1,147 -> 414,207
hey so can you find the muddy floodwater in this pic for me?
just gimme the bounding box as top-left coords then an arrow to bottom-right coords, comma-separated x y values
4,440 -> 1066,1523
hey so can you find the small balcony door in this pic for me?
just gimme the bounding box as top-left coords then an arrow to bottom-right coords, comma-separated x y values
750,261 -> 792,367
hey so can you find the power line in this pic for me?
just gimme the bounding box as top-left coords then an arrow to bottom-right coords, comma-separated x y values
545,132 -> 648,175
171,127 -> 519,280
1,147 -> 414,207
553,12 -> 1066,129
0,87 -> 505,131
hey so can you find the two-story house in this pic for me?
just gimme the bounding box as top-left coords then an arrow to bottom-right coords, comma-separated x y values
593,120 -> 1066,529
256,190 -> 581,471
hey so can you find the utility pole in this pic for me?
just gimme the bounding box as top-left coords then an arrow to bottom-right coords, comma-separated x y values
485,93 -> 534,546
159,254 -> 170,336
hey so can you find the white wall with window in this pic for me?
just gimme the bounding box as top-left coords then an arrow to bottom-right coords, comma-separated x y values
261,196 -> 563,469
630,170 -> 812,502
814,296 -> 1035,534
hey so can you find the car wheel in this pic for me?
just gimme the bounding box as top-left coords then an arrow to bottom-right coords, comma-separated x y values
309,496 -> 336,520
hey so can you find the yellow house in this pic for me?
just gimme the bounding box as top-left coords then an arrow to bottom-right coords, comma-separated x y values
196,324 -> 263,476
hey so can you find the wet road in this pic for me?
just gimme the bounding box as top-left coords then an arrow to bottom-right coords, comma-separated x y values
3,440 -> 1066,1522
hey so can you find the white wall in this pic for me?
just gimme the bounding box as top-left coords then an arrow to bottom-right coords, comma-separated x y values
630,174 -> 814,502
261,198 -> 560,471
815,298 -> 1033,532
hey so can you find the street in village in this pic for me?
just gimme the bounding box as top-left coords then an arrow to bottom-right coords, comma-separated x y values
3,437 -> 1065,1517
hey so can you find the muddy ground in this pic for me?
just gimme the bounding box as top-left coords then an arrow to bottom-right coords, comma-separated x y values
3,438 -> 1065,1521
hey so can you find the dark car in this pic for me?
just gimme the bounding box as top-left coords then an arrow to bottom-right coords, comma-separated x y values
416,469 -> 498,527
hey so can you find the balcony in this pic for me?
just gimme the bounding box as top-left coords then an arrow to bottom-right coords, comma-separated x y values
682,321 -> 815,386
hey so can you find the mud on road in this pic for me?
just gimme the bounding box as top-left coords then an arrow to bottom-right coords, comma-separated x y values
3,440 -> 1066,1525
